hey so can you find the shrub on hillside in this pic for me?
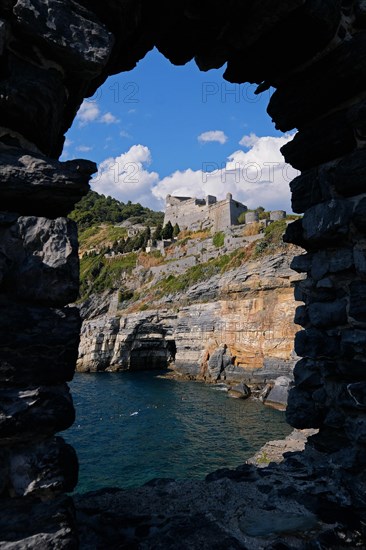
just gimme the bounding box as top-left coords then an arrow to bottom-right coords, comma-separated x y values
162,221 -> 174,239
213,231 -> 225,248
70,190 -> 163,230
243,222 -> 262,236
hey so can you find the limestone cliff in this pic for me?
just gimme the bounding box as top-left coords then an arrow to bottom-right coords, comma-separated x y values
77,246 -> 302,387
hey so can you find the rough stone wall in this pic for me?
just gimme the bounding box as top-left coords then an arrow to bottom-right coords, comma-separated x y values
208,196 -> 247,232
77,312 -> 176,372
164,196 -> 209,230
0,1 -> 112,544
164,194 -> 247,232
2,0 -> 366,545
273,5 -> 366,465
77,249 -> 300,384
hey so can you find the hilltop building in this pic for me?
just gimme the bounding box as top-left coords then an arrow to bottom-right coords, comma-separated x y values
163,193 -> 247,232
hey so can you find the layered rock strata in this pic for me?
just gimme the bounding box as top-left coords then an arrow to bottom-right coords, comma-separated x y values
1,0 -> 366,547
77,312 -> 177,373
77,250 -> 300,392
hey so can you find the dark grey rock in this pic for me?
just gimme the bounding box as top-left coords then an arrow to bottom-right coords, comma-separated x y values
290,148 -> 366,212
228,382 -> 251,399
331,148 -> 366,197
294,305 -> 309,328
13,0 -> 114,77
0,212 -> 18,227
0,52 -> 69,156
252,358 -> 297,383
0,385 -> 74,443
308,300 -> 347,329
302,200 -> 353,245
0,494 -> 78,547
0,216 -> 79,306
341,329 -> 366,357
290,168 -> 328,214
0,19 -> 6,55
282,107 -> 356,171
340,382 -> 366,410
295,329 -> 340,359
290,253 -> 312,274
294,279 -> 307,303
352,197 -> 366,233
286,387 -> 325,429
225,0 -> 340,85
345,417 -> 366,444
268,33 -> 366,133
0,148 -> 94,217
74,444 -> 366,549
349,281 -> 366,322
293,358 -> 322,390
5,437 -> 78,497
0,299 -> 81,386
330,358 -> 366,381
311,248 -> 354,281
207,346 -> 227,380
283,219 -> 306,248
316,278 -> 334,289
354,246 -> 366,275
294,277 -> 345,305
265,376 -> 292,408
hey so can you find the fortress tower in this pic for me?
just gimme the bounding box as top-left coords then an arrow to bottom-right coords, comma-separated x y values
164,193 -> 247,232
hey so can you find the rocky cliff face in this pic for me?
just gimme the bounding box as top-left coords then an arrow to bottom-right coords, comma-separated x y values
77,248 -> 301,388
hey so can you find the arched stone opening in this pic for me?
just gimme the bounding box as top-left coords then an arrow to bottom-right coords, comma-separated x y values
1,1 -> 366,546
127,322 -> 176,371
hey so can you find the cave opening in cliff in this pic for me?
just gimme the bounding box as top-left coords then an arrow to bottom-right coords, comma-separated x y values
128,321 -> 177,371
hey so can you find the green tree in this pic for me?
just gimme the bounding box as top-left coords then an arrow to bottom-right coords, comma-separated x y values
116,240 -> 125,254
255,206 -> 270,220
173,223 -> 180,237
162,221 -> 174,240
142,226 -> 151,248
153,223 -> 163,241
124,237 -> 134,253
132,233 -> 145,251
213,231 -> 225,248
69,190 -> 164,230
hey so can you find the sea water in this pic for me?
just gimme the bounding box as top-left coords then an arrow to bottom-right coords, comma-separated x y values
62,372 -> 292,494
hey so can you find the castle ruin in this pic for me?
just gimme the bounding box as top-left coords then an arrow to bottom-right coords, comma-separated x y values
163,193 -> 247,232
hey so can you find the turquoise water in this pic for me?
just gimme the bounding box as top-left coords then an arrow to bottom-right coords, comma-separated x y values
62,372 -> 292,494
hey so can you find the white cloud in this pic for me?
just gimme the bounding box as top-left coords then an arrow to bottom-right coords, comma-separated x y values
100,112 -> 120,124
239,133 -> 259,148
120,129 -> 132,139
91,145 -> 161,209
60,137 -> 73,160
92,134 -> 298,213
64,138 -> 73,148
76,100 -> 120,127
76,145 -> 93,152
153,134 -> 298,213
198,130 -> 228,145
77,101 -> 100,126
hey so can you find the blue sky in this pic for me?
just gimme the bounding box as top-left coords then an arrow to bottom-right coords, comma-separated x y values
62,48 -> 297,212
